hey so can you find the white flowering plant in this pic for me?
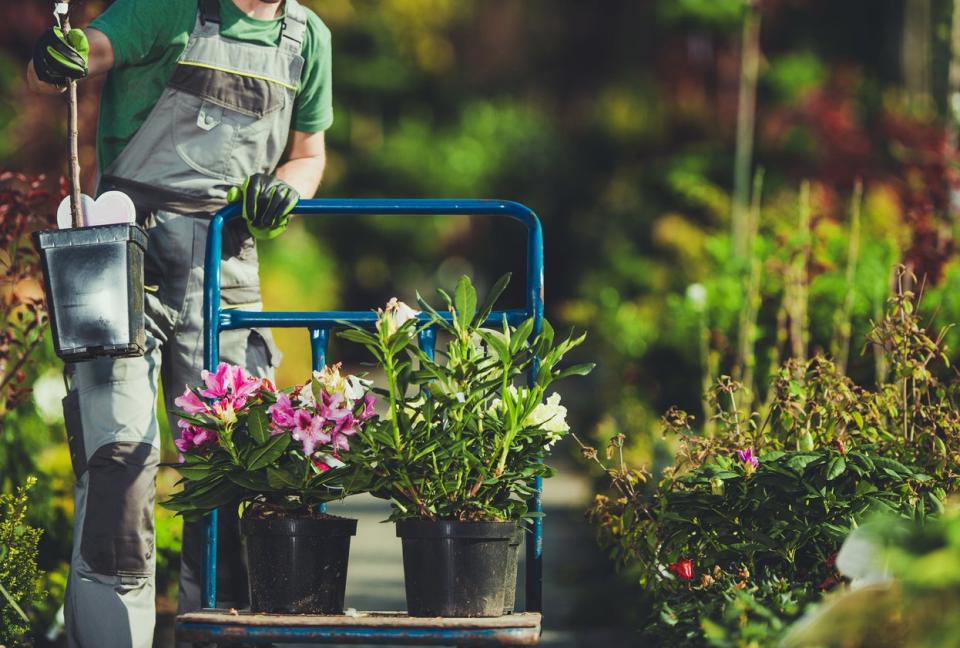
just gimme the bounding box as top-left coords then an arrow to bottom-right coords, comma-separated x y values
338,274 -> 593,521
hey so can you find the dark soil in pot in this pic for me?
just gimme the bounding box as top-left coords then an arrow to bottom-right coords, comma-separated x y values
396,519 -> 517,617
241,508 -> 357,614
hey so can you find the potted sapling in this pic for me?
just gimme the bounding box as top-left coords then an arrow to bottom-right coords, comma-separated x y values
339,275 -> 592,617
164,362 -> 376,614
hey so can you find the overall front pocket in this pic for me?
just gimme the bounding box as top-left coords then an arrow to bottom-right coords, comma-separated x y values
173,93 -> 279,182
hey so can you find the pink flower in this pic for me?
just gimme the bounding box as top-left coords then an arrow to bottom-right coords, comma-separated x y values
320,392 -> 350,421
332,412 -> 357,437
269,393 -> 297,429
199,363 -> 234,399
359,393 -> 376,421
313,453 -> 345,473
175,419 -> 219,454
174,388 -> 208,415
291,411 -> 331,456
736,447 -> 759,469
192,363 -> 266,415
231,365 -> 263,402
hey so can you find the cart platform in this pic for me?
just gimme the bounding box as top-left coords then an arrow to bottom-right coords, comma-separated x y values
177,610 -> 543,645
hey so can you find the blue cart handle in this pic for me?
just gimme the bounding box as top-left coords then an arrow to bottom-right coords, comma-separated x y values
200,198 -> 546,614
204,199 -> 544,369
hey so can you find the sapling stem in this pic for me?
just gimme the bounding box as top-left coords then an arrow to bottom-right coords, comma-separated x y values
63,3 -> 83,229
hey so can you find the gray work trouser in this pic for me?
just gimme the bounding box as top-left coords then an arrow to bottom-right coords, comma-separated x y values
63,210 -> 279,648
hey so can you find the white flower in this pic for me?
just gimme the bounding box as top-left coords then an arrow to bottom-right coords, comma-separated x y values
297,385 -> 316,407
526,392 -> 569,448
345,375 -> 372,402
377,298 -> 420,336
489,384 -> 522,413
489,388 -> 570,449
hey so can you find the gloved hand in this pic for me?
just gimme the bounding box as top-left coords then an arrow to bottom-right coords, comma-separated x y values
33,27 -> 89,86
227,173 -> 299,240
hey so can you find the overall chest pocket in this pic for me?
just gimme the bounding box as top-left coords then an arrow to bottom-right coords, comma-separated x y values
169,63 -> 289,182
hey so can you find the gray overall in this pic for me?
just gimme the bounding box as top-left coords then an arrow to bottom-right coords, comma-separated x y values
63,1 -> 306,645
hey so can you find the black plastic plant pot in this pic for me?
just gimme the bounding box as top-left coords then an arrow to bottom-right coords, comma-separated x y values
397,519 -> 517,618
33,224 -> 148,362
241,513 -> 358,614
503,526 -> 524,614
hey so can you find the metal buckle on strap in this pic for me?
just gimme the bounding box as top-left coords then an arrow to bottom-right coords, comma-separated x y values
198,0 -> 220,26
280,7 -> 307,47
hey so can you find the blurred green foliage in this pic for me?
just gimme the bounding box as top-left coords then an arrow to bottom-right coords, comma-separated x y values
2,0 -> 960,640
0,478 -> 44,646
782,504 -> 960,648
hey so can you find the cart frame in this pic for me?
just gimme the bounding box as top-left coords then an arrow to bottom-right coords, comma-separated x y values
176,198 -> 545,645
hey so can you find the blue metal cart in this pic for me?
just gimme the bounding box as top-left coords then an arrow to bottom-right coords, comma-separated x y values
175,199 -> 545,646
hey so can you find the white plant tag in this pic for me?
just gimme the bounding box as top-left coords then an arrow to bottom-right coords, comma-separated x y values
56,191 -> 137,229
56,194 -> 95,229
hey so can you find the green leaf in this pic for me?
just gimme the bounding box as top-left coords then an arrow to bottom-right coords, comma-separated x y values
228,471 -> 276,492
338,328 -> 378,346
245,433 -> 291,471
388,329 -> 416,356
266,465 -> 303,489
479,330 -> 510,363
511,317 -> 536,354
454,275 -> 477,331
474,272 -> 511,326
872,456 -> 913,476
0,581 -> 29,624
174,464 -> 213,481
825,456 -> 846,481
415,293 -> 451,331
246,407 -> 271,444
785,453 -> 820,472
928,491 -> 945,515
553,363 -> 595,381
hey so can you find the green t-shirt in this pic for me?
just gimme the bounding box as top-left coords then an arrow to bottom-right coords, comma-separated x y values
90,0 -> 333,173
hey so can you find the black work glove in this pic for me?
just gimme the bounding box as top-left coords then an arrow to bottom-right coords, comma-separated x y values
33,27 -> 88,86
227,173 -> 299,240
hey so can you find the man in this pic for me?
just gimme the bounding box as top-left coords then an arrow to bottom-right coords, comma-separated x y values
27,0 -> 332,645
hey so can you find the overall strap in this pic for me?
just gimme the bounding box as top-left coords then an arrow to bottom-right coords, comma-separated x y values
198,0 -> 220,25
279,0 -> 307,52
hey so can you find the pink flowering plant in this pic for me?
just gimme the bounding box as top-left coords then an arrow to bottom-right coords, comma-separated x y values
338,274 -> 593,522
164,362 -> 376,521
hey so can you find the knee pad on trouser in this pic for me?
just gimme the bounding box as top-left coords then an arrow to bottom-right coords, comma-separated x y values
65,442 -> 159,648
